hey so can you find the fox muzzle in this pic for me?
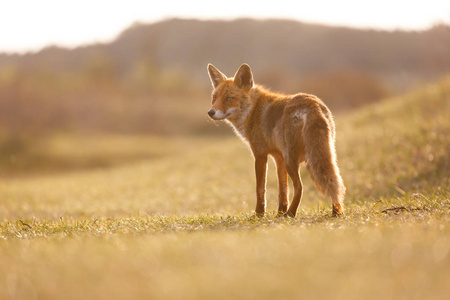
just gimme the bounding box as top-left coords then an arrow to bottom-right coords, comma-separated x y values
207,109 -> 216,118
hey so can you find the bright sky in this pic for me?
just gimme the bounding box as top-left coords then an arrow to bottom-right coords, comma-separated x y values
0,0 -> 449,53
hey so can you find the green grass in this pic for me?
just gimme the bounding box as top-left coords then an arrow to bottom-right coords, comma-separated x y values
0,77 -> 449,299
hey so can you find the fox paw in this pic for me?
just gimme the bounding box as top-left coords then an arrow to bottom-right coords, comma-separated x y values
283,211 -> 296,218
331,208 -> 344,217
253,211 -> 265,218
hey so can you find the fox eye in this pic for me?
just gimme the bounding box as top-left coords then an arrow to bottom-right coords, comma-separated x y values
226,97 -> 233,102
212,95 -> 216,102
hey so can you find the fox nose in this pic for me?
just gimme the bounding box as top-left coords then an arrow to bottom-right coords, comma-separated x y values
208,110 -> 215,118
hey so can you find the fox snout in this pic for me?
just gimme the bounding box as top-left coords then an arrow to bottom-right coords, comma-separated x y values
207,109 -> 233,120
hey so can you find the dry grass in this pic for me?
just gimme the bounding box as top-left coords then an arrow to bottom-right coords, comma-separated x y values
0,77 -> 449,299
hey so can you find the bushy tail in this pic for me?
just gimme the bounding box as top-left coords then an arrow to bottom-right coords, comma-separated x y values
303,110 -> 346,213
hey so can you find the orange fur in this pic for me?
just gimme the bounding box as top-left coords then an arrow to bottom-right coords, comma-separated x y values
207,63 -> 345,217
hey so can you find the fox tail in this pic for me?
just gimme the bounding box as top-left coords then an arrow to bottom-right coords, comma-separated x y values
302,109 -> 346,215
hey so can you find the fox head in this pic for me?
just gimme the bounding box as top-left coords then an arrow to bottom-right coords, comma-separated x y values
207,63 -> 254,120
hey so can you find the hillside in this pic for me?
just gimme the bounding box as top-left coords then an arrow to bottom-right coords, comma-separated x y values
115,19 -> 450,86
1,18 -> 450,89
337,75 -> 449,201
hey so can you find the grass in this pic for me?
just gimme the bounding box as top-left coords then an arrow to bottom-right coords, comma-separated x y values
0,76 -> 449,299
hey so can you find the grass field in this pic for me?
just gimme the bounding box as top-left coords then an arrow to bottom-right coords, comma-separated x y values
1,77 -> 449,300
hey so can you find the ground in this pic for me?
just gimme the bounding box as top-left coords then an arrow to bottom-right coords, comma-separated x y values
0,77 -> 449,300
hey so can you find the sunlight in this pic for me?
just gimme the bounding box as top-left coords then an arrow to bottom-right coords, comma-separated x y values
0,0 -> 448,52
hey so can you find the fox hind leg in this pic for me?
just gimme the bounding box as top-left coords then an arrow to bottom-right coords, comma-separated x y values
285,159 -> 303,218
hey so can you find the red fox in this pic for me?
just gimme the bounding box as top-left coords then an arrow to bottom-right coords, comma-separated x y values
207,63 -> 345,217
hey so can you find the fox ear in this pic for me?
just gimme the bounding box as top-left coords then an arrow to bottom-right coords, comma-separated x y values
208,64 -> 227,88
234,63 -> 253,90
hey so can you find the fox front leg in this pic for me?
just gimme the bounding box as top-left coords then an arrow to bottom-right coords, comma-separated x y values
273,154 -> 288,215
254,155 -> 268,217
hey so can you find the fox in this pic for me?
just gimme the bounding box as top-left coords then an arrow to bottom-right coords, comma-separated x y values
207,63 -> 346,217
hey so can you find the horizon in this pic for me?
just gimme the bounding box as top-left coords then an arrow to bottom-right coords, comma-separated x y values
1,0 -> 449,54
1,17 -> 449,56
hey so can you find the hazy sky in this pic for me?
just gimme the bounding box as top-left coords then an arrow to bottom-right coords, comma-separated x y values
1,0 -> 449,53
